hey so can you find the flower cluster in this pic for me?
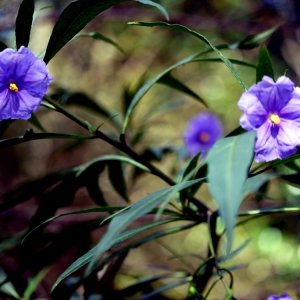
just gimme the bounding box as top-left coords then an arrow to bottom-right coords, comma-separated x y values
0,46 -> 53,121
238,76 -> 300,162
183,112 -> 222,158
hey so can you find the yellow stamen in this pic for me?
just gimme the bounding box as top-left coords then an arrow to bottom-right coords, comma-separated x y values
9,83 -> 18,92
269,114 -> 280,125
199,132 -> 210,143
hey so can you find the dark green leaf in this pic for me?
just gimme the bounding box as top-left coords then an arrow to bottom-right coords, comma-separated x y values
0,40 -> 8,52
107,161 -> 128,201
0,131 -> 93,150
229,26 -> 279,50
44,0 -> 127,63
73,32 -> 126,54
256,45 -> 274,83
206,131 -> 256,251
86,178 -> 205,274
28,114 -> 47,132
225,126 -> 246,137
56,91 -> 122,130
135,0 -> 169,21
177,153 -> 201,204
15,0 -> 35,49
157,72 -> 207,106
128,22 -> 247,91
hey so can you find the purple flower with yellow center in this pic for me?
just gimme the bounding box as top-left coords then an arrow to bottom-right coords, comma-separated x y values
183,112 -> 223,157
267,293 -> 293,300
238,75 -> 300,162
0,46 -> 53,121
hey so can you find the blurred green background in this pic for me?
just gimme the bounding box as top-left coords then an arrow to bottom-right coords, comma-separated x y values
1,0 -> 300,299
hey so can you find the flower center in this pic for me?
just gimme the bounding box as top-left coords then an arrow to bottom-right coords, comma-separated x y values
9,83 -> 18,92
269,114 -> 280,125
199,132 -> 211,143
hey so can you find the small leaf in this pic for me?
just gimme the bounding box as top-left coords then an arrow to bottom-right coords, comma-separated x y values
256,45 -> 274,83
28,113 -> 47,132
15,0 -> 35,49
73,32 -> 126,54
86,178 -> 205,274
206,131 -> 256,251
135,0 -> 169,21
157,72 -> 207,106
229,25 -> 279,50
44,0 -> 127,63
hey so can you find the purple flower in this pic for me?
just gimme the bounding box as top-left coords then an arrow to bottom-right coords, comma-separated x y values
0,46 -> 53,121
238,76 -> 300,162
267,293 -> 293,300
183,112 -> 223,157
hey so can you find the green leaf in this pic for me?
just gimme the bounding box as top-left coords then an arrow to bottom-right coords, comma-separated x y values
23,268 -> 49,300
190,57 -> 256,69
256,45 -> 274,83
229,25 -> 279,50
0,131 -> 93,150
128,21 -> 247,91
52,218 -> 191,291
86,178 -> 205,274
0,268 -> 20,299
241,174 -> 275,202
157,72 -> 207,106
15,0 -> 35,49
107,161 -> 128,201
28,114 -> 47,132
206,131 -> 256,251
73,32 -> 126,54
44,0 -> 127,64
135,0 -> 169,21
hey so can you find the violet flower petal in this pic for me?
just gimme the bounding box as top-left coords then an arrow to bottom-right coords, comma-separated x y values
0,46 -> 53,121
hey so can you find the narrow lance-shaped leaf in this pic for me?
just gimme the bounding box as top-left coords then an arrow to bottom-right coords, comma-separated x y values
44,0 -> 128,64
206,131 -> 256,251
229,25 -> 279,50
15,0 -> 35,49
73,32 -> 126,54
135,0 -> 169,21
0,131 -> 94,150
128,22 -> 247,91
157,72 -> 207,106
256,45 -> 274,83
85,178 -> 205,274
